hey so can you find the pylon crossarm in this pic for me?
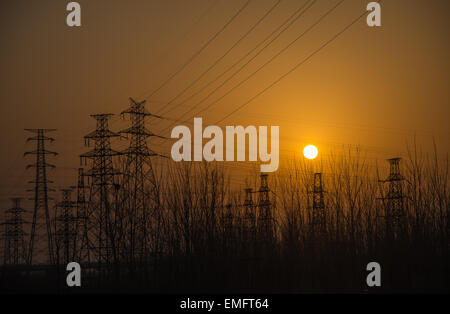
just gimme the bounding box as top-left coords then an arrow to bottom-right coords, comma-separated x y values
84,130 -> 119,140
80,149 -> 120,159
27,179 -> 55,184
24,150 -> 57,156
24,128 -> 56,133
26,162 -> 56,169
121,108 -> 152,117
25,136 -> 56,143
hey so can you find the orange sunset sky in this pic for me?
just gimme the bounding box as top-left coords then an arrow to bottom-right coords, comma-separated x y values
0,0 -> 449,209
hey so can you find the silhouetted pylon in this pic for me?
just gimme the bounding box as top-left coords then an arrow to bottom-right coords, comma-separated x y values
242,188 -> 256,247
75,168 -> 91,263
222,203 -> 234,251
54,189 -> 77,265
256,174 -> 274,243
80,114 -> 120,266
2,198 -> 27,265
378,157 -> 405,240
24,128 -> 57,265
119,98 -> 165,263
309,172 -> 326,236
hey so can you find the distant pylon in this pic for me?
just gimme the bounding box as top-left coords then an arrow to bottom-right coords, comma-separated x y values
80,114 -> 120,265
24,128 -> 57,265
256,174 -> 274,243
242,188 -> 255,245
222,203 -> 234,251
119,98 -> 165,263
2,198 -> 27,265
379,158 -> 405,240
75,168 -> 91,263
309,172 -> 326,236
54,189 -> 77,265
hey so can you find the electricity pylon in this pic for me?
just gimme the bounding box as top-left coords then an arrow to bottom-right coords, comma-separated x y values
256,174 -> 273,243
242,188 -> 256,247
379,158 -> 405,241
309,172 -> 326,236
119,98 -> 165,263
24,128 -> 57,265
2,198 -> 27,265
54,189 -> 77,265
75,168 -> 91,263
222,203 -> 234,252
80,114 -> 120,266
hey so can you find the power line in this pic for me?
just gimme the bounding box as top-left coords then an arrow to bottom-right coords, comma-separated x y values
142,0 -> 253,100
141,1 -> 219,75
152,0 -> 375,163
202,0 -> 344,122
215,0 -> 369,124
156,0 -> 319,134
155,0 -> 283,117
152,0 -> 315,121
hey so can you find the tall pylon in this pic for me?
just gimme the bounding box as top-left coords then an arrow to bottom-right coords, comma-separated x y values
80,114 -> 120,266
24,128 -> 57,265
256,174 -> 274,243
2,198 -> 27,265
379,158 -> 405,240
75,168 -> 91,263
221,203 -> 234,251
242,188 -> 256,247
119,98 -> 165,263
309,172 -> 326,236
54,189 -> 77,265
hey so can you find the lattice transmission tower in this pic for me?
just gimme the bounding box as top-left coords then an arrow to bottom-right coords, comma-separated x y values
241,188 -> 256,247
379,158 -> 405,240
80,114 -> 120,266
24,128 -> 57,265
75,168 -> 91,263
119,98 -> 165,263
2,198 -> 28,265
54,189 -> 77,265
309,172 -> 326,236
256,174 -> 274,243
221,203 -> 234,252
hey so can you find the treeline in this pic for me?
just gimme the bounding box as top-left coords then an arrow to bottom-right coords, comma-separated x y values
1,144 -> 449,293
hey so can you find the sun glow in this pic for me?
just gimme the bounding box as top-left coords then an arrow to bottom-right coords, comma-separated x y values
303,145 -> 318,159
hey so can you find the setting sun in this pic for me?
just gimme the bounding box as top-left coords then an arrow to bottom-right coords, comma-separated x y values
303,145 -> 318,159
